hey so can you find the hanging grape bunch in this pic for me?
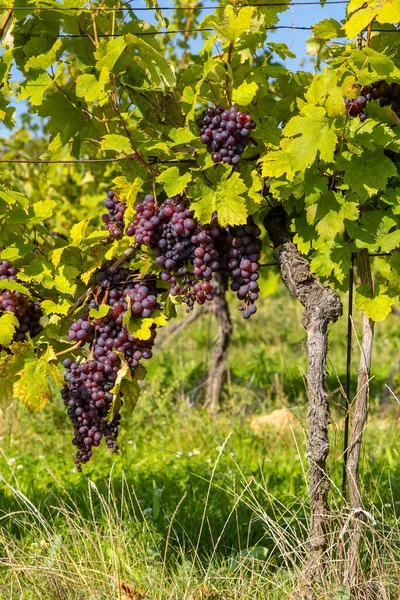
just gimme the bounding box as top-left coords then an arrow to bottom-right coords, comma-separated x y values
224,220 -> 262,319
197,105 -> 256,165
343,80 -> 400,121
127,195 -> 220,311
126,194 -> 262,318
62,267 -> 159,471
0,260 -> 42,343
101,190 -> 126,240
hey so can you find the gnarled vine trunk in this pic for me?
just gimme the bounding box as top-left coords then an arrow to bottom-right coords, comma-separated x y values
204,271 -> 232,416
264,208 -> 342,597
343,250 -> 374,590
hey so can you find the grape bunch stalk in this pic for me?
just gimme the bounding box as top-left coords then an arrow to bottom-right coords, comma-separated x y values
62,267 -> 159,471
197,105 -> 256,166
0,259 -> 42,343
343,80 -> 400,122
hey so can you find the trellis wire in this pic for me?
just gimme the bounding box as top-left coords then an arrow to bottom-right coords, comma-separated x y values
19,27 -> 400,37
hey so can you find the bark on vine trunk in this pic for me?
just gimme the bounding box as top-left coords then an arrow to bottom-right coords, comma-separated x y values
204,271 -> 232,416
343,250 -> 374,591
264,207 -> 342,597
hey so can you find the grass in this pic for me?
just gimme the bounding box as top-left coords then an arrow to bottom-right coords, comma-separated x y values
1,287 -> 400,598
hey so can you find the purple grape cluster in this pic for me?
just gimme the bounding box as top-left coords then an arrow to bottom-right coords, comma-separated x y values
0,259 -> 42,343
127,195 -> 220,311
344,80 -> 400,122
224,220 -> 261,319
62,275 -> 158,470
95,264 -> 129,289
0,260 -> 18,281
127,194 -> 263,318
197,105 -> 256,166
101,190 -> 126,240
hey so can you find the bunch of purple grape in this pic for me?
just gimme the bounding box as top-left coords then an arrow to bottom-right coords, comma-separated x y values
197,105 -> 256,165
127,194 -> 263,318
0,259 -> 42,343
127,195 -> 220,310
101,190 -> 126,240
62,274 -> 158,470
344,80 -> 400,122
221,219 -> 261,319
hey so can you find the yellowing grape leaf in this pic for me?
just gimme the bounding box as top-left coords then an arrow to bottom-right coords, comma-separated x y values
355,284 -> 395,321
232,81 -> 259,106
101,134 -> 132,156
89,305 -> 111,319
13,350 -> 63,412
0,312 -> 19,346
190,172 -> 248,226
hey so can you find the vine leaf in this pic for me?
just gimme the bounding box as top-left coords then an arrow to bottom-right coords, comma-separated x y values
157,167 -> 192,197
190,172 -> 248,226
101,134 -> 133,156
109,357 -> 147,420
90,305 -> 111,319
355,284 -> 395,322
232,81 -> 259,106
12,345 -> 63,412
0,312 -> 19,346
123,302 -> 168,340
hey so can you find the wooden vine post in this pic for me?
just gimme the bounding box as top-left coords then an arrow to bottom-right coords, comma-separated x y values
204,271 -> 232,415
264,207 -> 343,597
344,249 -> 375,589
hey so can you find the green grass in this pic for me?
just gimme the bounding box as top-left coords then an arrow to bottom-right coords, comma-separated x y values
1,287 -> 400,598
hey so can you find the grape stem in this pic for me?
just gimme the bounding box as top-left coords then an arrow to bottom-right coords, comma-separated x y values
55,340 -> 83,357
224,42 -> 234,104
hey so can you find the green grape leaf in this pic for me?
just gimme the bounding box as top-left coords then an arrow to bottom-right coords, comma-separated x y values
311,239 -> 354,284
168,127 -> 197,146
345,7 -> 380,40
18,72 -> 53,106
283,105 -> 337,172
376,0 -> 400,24
190,172 -> 248,226
123,304 -> 168,340
94,37 -> 127,71
126,34 -> 176,88
121,363 -> 146,414
31,200 -> 57,223
0,280 -> 32,297
156,167 -> 192,197
75,69 -> 109,103
25,39 -> 63,72
0,312 -> 19,346
101,134 -> 132,155
339,150 -> 397,201
54,266 -> 77,296
41,299 -> 72,316
232,81 -> 259,106
89,305 -> 111,319
208,6 -> 255,43
355,284 -> 395,321
312,18 -> 344,40
70,219 -> 90,246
